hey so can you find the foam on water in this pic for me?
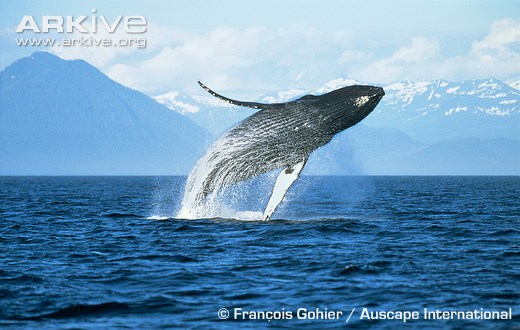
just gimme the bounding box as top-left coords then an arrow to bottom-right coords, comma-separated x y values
177,183 -> 265,221
147,215 -> 170,220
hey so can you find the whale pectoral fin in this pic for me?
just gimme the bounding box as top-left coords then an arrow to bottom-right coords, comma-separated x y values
198,81 -> 281,110
263,159 -> 307,221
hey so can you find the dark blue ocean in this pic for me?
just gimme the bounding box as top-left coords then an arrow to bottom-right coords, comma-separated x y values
1,176 -> 519,329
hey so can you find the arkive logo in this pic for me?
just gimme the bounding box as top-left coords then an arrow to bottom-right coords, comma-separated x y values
16,9 -> 147,34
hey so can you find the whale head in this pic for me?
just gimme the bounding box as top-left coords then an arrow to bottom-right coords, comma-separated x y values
315,84 -> 385,134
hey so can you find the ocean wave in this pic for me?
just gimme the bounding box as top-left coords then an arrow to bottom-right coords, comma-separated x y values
22,302 -> 130,320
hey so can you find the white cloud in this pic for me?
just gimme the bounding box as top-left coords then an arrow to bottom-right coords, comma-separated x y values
473,19 -> 520,49
46,22 -> 195,69
349,19 -> 520,84
106,25 -> 272,94
104,23 -> 356,95
350,37 -> 440,83
466,19 -> 520,79
50,18 -> 520,94
48,28 -> 145,67
339,50 -> 372,64
391,37 -> 440,63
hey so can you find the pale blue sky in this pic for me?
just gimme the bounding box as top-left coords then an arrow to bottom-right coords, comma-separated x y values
1,0 -> 519,95
2,0 -> 515,33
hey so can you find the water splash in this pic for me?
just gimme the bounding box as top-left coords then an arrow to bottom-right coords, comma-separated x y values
147,215 -> 170,220
177,130 -> 279,219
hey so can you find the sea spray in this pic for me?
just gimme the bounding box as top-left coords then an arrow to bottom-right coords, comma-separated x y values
177,130 -> 278,219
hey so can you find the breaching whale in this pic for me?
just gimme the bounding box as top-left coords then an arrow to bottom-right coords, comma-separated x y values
178,81 -> 384,220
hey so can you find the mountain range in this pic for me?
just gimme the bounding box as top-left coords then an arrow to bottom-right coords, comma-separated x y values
0,52 -> 518,175
155,77 -> 520,175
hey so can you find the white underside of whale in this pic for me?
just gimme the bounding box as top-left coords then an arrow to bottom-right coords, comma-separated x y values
263,159 -> 306,220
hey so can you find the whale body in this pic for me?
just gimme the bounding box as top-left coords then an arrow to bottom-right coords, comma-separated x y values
179,81 -> 385,220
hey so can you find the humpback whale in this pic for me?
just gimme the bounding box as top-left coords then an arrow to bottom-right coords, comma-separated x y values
178,81 -> 384,220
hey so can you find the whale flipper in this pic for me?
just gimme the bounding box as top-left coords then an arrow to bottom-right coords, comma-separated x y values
198,81 -> 282,110
263,159 -> 307,221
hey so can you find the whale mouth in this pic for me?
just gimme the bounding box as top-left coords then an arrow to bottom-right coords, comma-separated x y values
370,87 -> 385,98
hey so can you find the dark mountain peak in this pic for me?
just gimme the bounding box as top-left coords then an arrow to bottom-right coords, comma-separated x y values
26,51 -> 92,68
5,51 -> 69,72
0,52 -> 210,175
2,51 -> 109,89
30,51 -> 60,60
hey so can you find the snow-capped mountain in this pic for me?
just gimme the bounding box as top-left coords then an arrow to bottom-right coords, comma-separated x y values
2,51 -> 515,175
154,77 -> 520,175
365,77 -> 520,142
155,77 -> 519,142
155,90 -> 256,135
509,80 -> 520,91
382,78 -> 518,117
